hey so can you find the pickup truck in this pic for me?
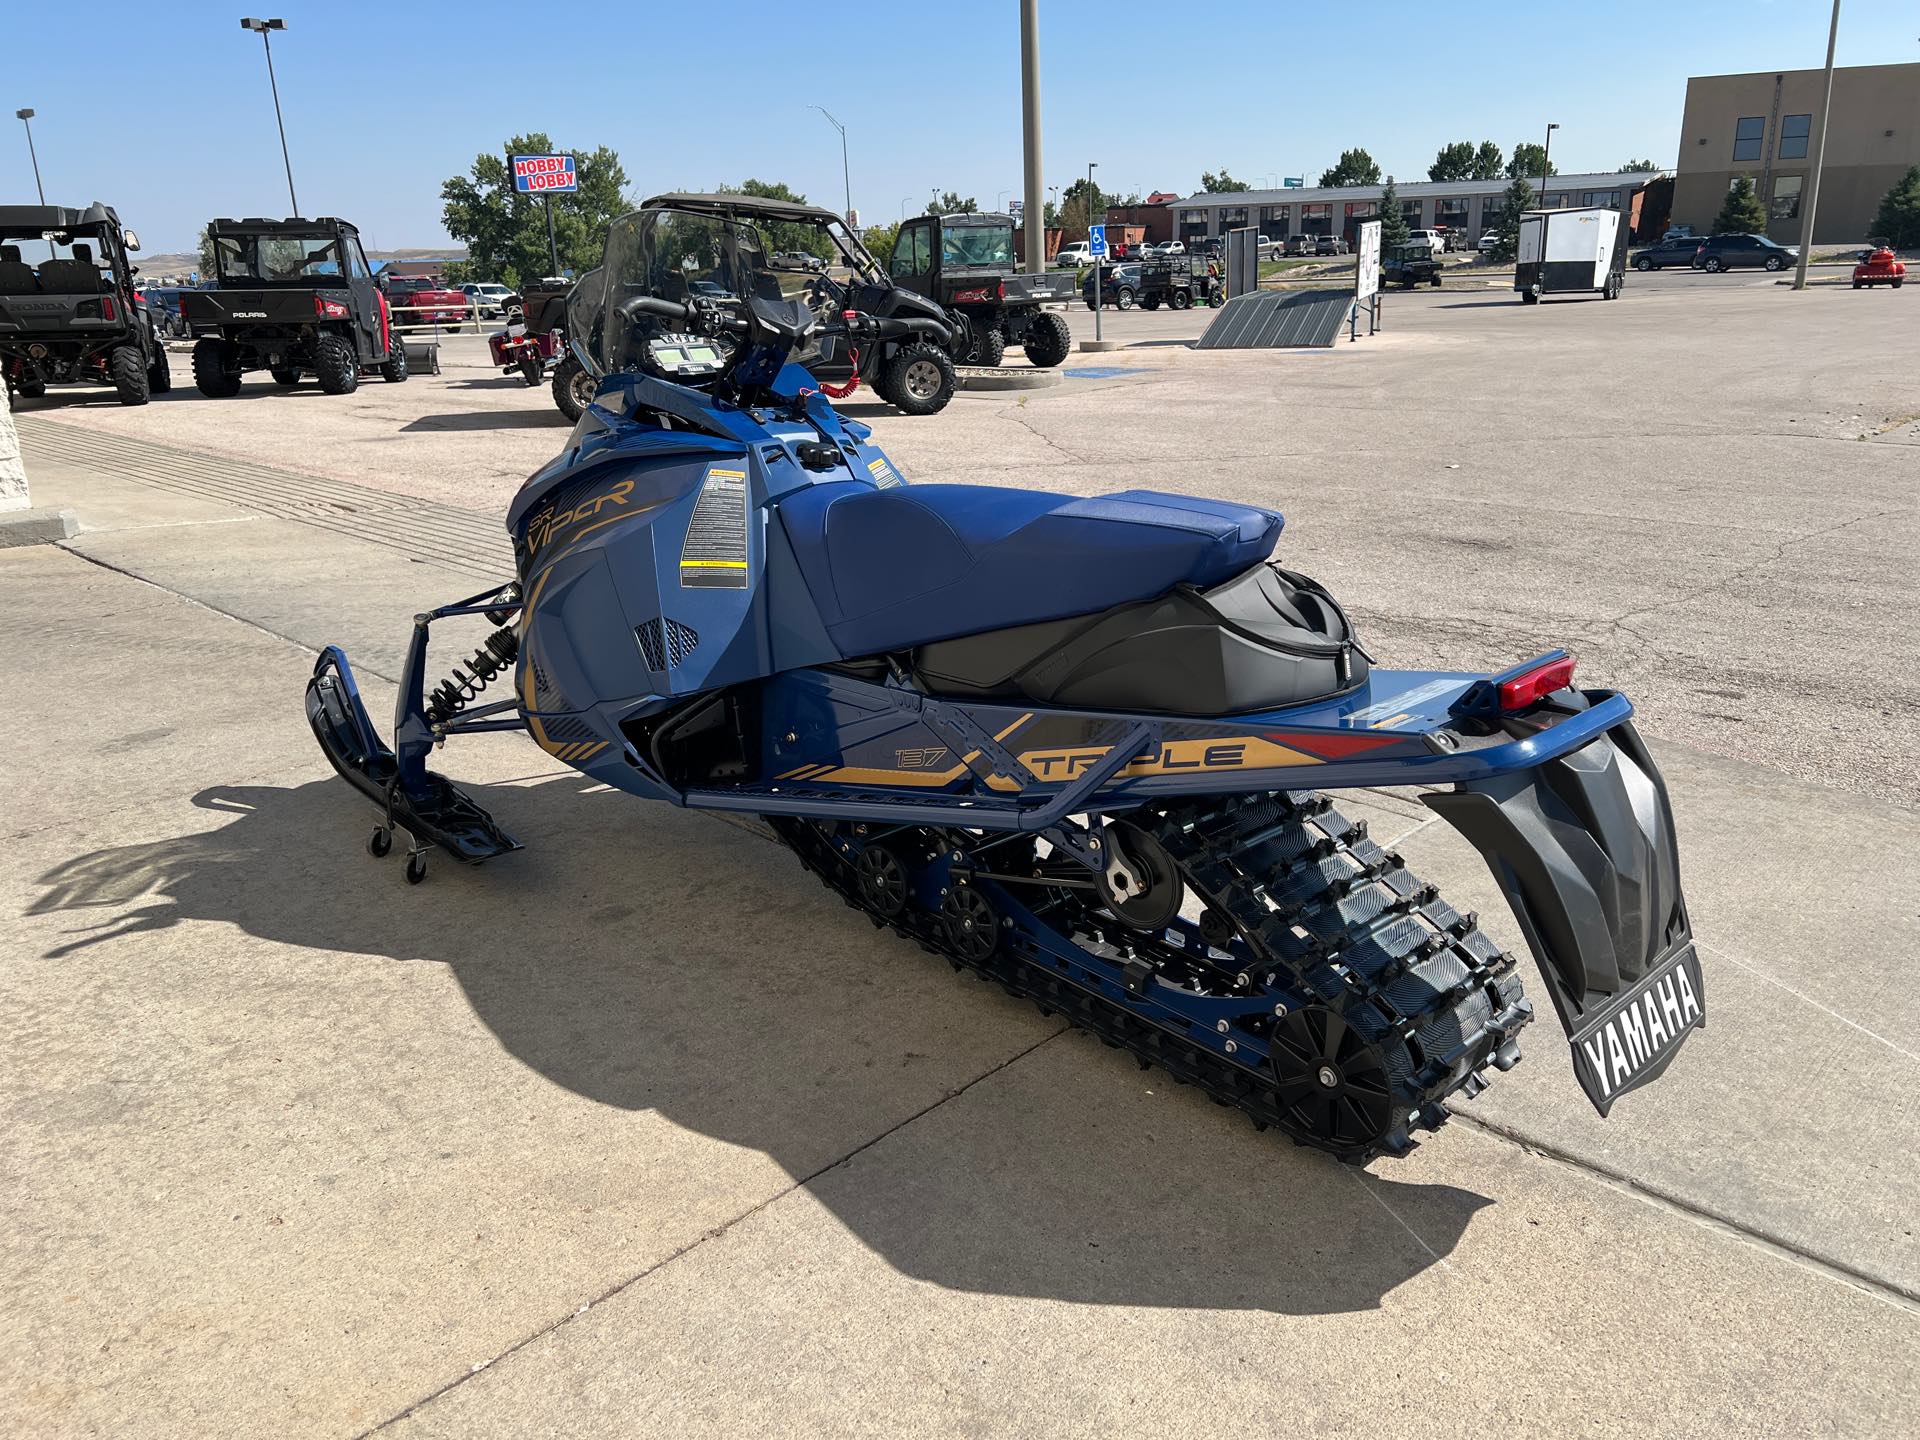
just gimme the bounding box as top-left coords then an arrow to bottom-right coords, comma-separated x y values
384,274 -> 468,326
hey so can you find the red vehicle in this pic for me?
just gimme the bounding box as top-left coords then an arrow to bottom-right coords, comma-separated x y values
1852,245 -> 1905,289
487,325 -> 564,384
383,273 -> 468,325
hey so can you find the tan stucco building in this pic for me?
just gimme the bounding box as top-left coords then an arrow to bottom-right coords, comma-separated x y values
1671,62 -> 1920,244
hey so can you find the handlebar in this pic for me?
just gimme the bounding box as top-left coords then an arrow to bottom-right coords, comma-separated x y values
843,311 -> 951,344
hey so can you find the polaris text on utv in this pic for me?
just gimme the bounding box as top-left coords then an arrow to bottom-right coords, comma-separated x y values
0,203 -> 171,406
181,216 -> 407,396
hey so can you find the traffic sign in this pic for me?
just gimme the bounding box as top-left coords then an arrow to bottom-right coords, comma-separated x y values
511,154 -> 578,195
1088,224 -> 1106,257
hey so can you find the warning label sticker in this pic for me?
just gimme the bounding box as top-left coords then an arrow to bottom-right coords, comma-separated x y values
679,467 -> 749,589
866,455 -> 902,489
1342,677 -> 1462,730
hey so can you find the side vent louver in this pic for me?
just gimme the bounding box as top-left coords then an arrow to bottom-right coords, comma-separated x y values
636,618 -> 699,671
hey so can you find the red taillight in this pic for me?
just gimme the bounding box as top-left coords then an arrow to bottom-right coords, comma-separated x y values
100,295 -> 116,321
314,295 -> 349,319
1498,654 -> 1578,710
996,280 -> 1006,300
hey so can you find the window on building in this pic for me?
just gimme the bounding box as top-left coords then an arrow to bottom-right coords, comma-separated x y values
1401,199 -> 1423,226
1261,206 -> 1290,233
1433,197 -> 1468,227
1301,203 -> 1332,236
1483,194 -> 1506,223
1770,174 -> 1803,221
1220,206 -> 1249,228
1581,190 -> 1621,208
1732,115 -> 1765,162
1779,114 -> 1811,160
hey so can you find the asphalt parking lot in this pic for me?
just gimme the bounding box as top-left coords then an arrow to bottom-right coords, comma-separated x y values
4,269 -> 1917,1436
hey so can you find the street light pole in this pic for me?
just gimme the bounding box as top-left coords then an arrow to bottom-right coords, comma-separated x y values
809,105 -> 851,223
1019,0 -> 1044,274
1793,0 -> 1842,290
240,18 -> 298,216
1539,122 -> 1559,210
1088,160 -> 1100,344
899,196 -> 913,220
14,110 -> 45,204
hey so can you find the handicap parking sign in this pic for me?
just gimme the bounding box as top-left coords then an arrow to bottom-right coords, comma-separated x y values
1088,224 -> 1107,258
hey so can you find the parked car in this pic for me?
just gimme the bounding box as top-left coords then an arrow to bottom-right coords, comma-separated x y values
1630,236 -> 1701,271
1852,244 -> 1905,289
459,282 -> 515,318
772,250 -> 825,272
1284,235 -> 1312,257
1054,241 -> 1094,269
384,274 -> 469,325
1314,235 -> 1348,256
1081,263 -> 1144,309
1662,224 -> 1696,241
1690,233 -> 1799,273
1475,231 -> 1500,253
138,285 -> 188,336
1153,239 -> 1186,257
1408,230 -> 1448,254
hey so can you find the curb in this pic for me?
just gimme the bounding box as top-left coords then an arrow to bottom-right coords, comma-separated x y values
955,366 -> 1062,392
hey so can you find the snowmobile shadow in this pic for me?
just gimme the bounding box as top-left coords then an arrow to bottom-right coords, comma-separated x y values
399,410 -> 571,432
28,775 -> 1490,1314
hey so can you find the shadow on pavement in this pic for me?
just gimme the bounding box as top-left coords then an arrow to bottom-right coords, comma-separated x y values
27,775 -> 1489,1315
400,410 -> 571,432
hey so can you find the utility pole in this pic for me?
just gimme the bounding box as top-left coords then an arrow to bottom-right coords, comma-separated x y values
240,18 -> 299,216
1539,122 -> 1559,210
1020,0 -> 1045,273
810,105 -> 851,224
1793,0 -> 1842,290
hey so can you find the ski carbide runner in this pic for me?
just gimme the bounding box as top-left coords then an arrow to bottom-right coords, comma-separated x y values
771,790 -> 1534,1163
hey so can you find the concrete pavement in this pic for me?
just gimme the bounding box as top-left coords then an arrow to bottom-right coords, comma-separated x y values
3,273 -> 1917,1436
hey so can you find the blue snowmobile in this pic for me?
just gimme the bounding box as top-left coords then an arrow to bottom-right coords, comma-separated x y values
307,196 -> 1704,1161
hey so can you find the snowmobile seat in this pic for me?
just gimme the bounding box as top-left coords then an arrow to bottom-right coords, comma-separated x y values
777,481 -> 1282,657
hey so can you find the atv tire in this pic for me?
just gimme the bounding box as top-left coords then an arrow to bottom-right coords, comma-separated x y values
970,321 -> 1006,367
270,366 -> 302,387
192,338 -> 242,398
1021,310 -> 1072,368
880,343 -> 956,417
380,334 -> 409,383
314,335 -> 359,395
12,372 -> 46,400
553,354 -> 595,423
108,345 -> 150,406
147,345 -> 172,395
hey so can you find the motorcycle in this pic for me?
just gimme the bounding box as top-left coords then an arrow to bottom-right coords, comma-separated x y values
306,200 -> 1704,1162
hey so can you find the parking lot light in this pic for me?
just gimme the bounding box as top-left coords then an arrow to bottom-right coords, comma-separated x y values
808,105 -> 851,226
1793,0 -> 1842,291
1540,123 -> 1560,211
239,17 -> 298,218
14,109 -> 45,207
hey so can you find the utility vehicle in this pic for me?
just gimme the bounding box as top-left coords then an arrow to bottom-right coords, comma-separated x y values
182,216 -> 407,395
306,199 -> 1706,1165
0,203 -> 170,405
889,211 -> 1074,367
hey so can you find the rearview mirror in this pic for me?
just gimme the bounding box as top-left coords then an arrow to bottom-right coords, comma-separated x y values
124,229 -> 141,252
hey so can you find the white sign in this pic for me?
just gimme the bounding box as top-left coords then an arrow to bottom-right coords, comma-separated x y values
1009,199 -> 1023,219
1355,219 -> 1382,301
1088,224 -> 1107,257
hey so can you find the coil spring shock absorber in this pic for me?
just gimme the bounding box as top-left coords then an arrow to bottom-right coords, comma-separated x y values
425,628 -> 520,726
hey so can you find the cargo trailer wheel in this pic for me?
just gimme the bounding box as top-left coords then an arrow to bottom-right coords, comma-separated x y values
313,335 -> 359,395
1021,311 -> 1071,368
270,366 -> 302,387
881,343 -> 956,417
109,345 -> 150,406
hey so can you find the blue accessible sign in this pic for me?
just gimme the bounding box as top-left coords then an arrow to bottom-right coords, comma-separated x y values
1088,224 -> 1106,258
512,154 -> 578,194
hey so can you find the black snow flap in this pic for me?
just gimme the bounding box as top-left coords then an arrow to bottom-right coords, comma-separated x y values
1424,716 -> 1704,1115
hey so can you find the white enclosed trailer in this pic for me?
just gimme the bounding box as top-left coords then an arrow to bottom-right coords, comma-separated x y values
1515,207 -> 1629,303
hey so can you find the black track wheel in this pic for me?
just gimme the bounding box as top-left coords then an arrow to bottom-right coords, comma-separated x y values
1268,1005 -> 1411,1158
381,332 -> 409,383
1021,310 -> 1072,368
880,343 -> 955,417
940,884 -> 999,964
109,344 -> 150,406
270,366 -> 302,387
192,338 -> 242,397
147,344 -> 172,395
855,844 -> 910,919
553,354 -> 595,422
313,334 -> 359,394
970,320 -> 1006,366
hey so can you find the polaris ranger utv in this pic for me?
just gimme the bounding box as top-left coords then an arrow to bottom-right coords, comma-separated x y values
182,216 -> 406,396
0,203 -> 171,405
889,211 -> 1074,367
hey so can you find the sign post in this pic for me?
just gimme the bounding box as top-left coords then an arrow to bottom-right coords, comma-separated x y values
511,153 -> 579,276
1088,222 -> 1107,342
1353,218 -> 1382,340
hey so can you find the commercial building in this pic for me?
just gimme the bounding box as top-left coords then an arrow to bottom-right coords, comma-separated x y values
1670,63 -> 1920,245
1165,172 -> 1666,247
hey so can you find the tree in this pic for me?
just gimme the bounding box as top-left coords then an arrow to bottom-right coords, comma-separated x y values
1506,142 -> 1558,180
1619,159 -> 1660,173
1490,175 -> 1536,262
925,191 -> 978,215
1712,177 -> 1768,235
195,226 -> 217,278
861,222 -> 900,269
1056,176 -> 1107,238
1470,141 -> 1506,180
717,179 -> 836,259
1201,169 -> 1251,193
440,131 -> 630,287
1379,177 -> 1411,249
1429,142 -> 1476,183
1319,149 -> 1381,188
1870,165 -> 1920,247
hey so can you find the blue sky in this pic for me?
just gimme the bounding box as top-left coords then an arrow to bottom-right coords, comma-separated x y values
4,1 -> 1911,255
